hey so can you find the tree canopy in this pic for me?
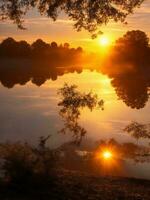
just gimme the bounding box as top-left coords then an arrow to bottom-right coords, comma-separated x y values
0,0 -> 144,35
124,122 -> 150,140
101,30 -> 150,109
0,37 -> 83,58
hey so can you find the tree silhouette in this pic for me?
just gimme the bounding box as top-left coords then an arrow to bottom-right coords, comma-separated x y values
51,42 -> 58,48
0,137 -> 58,187
0,37 -> 17,57
17,40 -> 31,57
31,39 -> 49,56
0,37 -> 83,60
0,0 -> 144,35
0,37 -> 31,57
101,30 -> 150,109
124,122 -> 150,140
0,37 -> 84,88
111,76 -> 149,109
64,43 -> 70,49
116,30 -> 149,48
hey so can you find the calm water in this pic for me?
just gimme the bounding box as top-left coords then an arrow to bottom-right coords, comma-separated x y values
0,69 -> 149,179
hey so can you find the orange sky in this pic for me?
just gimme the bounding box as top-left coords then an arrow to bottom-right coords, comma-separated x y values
0,0 -> 150,52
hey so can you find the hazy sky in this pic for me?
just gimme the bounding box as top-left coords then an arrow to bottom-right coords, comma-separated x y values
0,0 -> 150,51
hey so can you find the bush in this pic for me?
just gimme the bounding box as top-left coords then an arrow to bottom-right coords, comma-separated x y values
0,136 -> 59,189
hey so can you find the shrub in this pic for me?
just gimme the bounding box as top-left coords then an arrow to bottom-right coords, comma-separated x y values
0,136 -> 59,189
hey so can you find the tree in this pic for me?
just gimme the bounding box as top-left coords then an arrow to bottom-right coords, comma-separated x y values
76,47 -> 83,52
101,30 -> 150,109
64,43 -> 70,49
51,41 -> 58,48
111,76 -> 149,109
0,37 -> 31,57
32,39 -> 49,50
116,30 -> 149,48
17,40 -> 31,57
0,37 -> 17,57
124,122 -> 150,141
0,0 -> 144,35
101,30 -> 150,77
0,136 -> 58,187
31,39 -> 50,57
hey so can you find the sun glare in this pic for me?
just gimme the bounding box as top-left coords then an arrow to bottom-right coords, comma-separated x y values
99,36 -> 109,46
102,151 -> 112,160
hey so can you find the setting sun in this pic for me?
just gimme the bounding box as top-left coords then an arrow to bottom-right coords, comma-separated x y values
99,36 -> 109,46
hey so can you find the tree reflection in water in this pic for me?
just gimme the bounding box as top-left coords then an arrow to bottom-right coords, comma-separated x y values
58,83 -> 104,144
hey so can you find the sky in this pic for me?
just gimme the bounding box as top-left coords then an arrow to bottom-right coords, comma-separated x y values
0,0 -> 150,51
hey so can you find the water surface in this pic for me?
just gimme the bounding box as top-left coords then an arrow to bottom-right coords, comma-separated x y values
0,69 -> 149,179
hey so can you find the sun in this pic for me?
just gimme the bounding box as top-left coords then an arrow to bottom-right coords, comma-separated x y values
102,151 -> 112,160
99,36 -> 109,46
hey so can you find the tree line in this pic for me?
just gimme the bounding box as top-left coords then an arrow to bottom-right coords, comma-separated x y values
0,37 -> 83,58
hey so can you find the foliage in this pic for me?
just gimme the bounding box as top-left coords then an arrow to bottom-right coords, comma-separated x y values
0,0 -> 144,35
0,136 -> 59,187
0,38 -> 83,89
124,122 -> 150,140
116,30 -> 149,48
101,30 -> 150,109
58,83 -> 104,144
102,30 -> 150,77
0,37 -> 83,58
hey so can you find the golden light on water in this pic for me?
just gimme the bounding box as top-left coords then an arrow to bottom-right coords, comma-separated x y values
94,148 -> 124,177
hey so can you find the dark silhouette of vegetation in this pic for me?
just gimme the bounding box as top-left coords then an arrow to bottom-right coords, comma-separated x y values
124,122 -> 150,141
0,0 -> 144,36
0,62 -> 82,88
0,135 -> 148,196
0,37 -> 83,88
123,122 -> 150,161
0,37 -> 83,59
0,136 -> 59,189
0,37 -> 31,58
101,30 -> 150,109
0,149 -> 150,200
58,83 -> 104,144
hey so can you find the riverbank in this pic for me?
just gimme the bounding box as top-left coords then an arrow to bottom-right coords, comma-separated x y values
0,169 -> 150,200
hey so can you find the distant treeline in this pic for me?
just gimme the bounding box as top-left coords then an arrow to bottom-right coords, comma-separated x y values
0,37 -> 83,59
0,37 -> 84,88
